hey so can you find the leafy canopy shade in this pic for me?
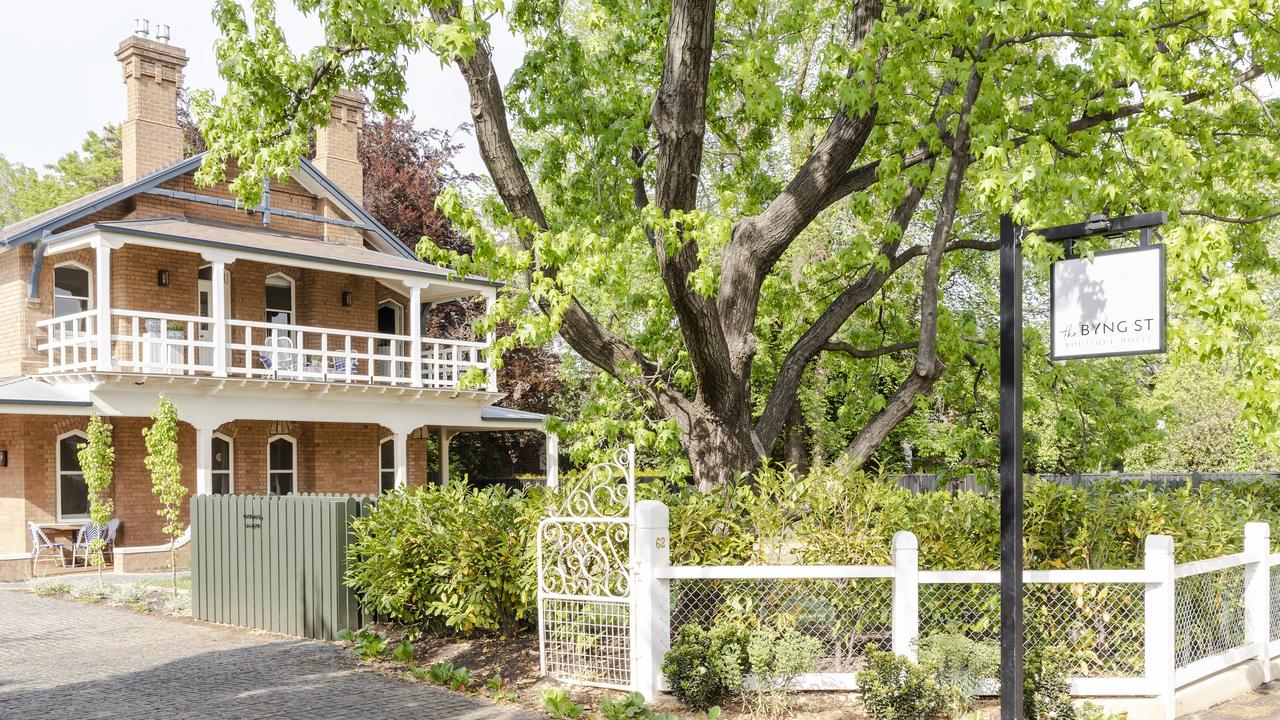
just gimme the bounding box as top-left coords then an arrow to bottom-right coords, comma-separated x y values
195,0 -> 1280,489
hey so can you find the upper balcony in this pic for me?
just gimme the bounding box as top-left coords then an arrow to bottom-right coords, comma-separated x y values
30,217 -> 499,394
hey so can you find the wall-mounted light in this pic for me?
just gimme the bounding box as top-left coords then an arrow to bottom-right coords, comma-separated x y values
0,450 -> 7,467
157,269 -> 170,287
341,291 -> 354,307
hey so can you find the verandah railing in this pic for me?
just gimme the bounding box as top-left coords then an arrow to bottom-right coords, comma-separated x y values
621,502 -> 1274,718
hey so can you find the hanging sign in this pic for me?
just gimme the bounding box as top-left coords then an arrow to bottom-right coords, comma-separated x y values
1050,244 -> 1166,360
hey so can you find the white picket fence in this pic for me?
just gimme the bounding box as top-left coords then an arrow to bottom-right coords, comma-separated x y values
616,502 -> 1276,720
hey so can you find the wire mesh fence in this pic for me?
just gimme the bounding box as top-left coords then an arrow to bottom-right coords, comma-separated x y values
668,577 -> 894,672
1271,562 -> 1280,643
541,598 -> 633,689
1174,566 -> 1247,667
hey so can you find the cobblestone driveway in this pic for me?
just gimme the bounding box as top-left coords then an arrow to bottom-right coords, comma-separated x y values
1186,684 -> 1280,720
0,588 -> 542,719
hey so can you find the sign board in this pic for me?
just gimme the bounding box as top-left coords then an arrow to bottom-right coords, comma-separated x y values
1050,244 -> 1165,360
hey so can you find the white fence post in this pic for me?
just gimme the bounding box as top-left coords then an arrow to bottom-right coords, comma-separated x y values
1244,521 -> 1271,682
892,530 -> 919,661
634,500 -> 671,700
1145,534 -> 1176,720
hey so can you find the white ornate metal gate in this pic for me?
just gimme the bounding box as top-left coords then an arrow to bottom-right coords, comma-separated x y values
537,445 -> 636,690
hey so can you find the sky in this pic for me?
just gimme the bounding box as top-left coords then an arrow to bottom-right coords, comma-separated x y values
0,1 -> 527,178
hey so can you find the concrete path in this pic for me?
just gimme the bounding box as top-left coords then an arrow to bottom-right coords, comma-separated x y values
1184,684 -> 1280,719
0,588 -> 542,719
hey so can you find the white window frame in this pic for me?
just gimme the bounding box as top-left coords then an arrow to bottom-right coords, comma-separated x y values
212,432 -> 235,495
56,429 -> 90,522
265,273 -> 296,328
52,261 -> 94,317
266,434 -> 297,496
379,436 -> 396,493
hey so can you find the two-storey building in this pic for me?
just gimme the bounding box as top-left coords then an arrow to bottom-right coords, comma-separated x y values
0,28 -> 554,577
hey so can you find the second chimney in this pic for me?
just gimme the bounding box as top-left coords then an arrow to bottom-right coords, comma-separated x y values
313,90 -> 366,245
116,29 -> 188,182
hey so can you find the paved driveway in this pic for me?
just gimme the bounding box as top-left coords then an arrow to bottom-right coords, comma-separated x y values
1186,684 -> 1280,720
0,588 -> 541,720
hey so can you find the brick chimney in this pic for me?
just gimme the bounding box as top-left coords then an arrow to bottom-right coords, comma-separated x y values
116,22 -> 188,183
313,89 -> 366,245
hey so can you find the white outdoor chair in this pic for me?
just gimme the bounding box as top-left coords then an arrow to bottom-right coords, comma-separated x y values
28,522 -> 66,568
259,334 -> 298,377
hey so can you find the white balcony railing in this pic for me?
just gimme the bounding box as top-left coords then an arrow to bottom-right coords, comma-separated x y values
35,309 -> 493,391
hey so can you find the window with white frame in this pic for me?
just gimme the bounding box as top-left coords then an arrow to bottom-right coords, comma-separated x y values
212,434 -> 234,495
267,435 -> 296,495
57,431 -> 90,520
379,437 -> 396,493
53,264 -> 92,317
265,274 -> 295,328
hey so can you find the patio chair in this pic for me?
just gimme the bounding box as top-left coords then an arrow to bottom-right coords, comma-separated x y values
70,522 -> 107,567
258,334 -> 298,377
27,522 -> 66,568
103,518 -> 121,562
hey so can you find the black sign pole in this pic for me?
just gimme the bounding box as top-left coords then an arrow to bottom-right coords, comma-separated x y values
999,213 -> 1025,720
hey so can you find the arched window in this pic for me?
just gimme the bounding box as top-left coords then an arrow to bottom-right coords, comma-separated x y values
265,274 -> 295,328
57,430 -> 90,520
379,437 -> 396,493
267,435 -> 296,495
53,263 -> 92,317
212,433 -> 234,495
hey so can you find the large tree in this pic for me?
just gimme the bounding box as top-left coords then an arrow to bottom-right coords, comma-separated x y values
196,0 -> 1280,489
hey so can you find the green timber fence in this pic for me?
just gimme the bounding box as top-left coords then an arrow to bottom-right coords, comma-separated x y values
190,493 -> 376,640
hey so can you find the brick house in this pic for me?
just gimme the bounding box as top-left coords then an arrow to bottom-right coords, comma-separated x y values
0,29 -> 555,577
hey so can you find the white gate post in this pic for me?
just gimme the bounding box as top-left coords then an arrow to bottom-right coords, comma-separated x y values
1244,522 -> 1271,682
1145,534 -> 1176,720
892,530 -> 919,661
633,500 -> 671,700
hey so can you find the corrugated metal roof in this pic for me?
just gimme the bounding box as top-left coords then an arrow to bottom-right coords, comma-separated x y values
480,406 -> 547,423
0,377 -> 92,406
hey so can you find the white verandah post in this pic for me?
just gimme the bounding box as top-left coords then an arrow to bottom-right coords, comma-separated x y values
194,424 -> 214,496
1145,534 -> 1176,720
1244,522 -> 1271,683
409,284 -> 423,387
484,291 -> 498,392
94,239 -> 112,371
891,530 -> 920,661
633,499 -> 671,700
545,431 -> 559,488
210,258 -> 228,377
392,430 -> 409,489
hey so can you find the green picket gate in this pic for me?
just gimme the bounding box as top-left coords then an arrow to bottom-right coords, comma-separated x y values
190,493 -> 376,640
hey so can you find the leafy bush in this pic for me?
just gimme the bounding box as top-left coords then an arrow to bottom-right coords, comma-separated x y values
1025,645 -> 1077,720
857,650 -> 952,720
539,688 -> 584,718
345,483 -> 543,636
917,633 -> 999,712
351,630 -> 389,660
744,622 -> 824,717
32,581 -> 71,597
662,620 -> 749,711
486,675 -> 518,702
392,638 -> 415,666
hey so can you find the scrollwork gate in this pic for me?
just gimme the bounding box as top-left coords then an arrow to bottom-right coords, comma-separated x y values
537,445 -> 636,690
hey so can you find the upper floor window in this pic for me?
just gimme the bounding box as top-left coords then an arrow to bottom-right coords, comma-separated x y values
53,264 -> 91,317
265,274 -> 294,328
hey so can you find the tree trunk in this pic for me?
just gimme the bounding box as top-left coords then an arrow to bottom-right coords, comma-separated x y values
683,411 -> 759,492
783,400 -> 810,475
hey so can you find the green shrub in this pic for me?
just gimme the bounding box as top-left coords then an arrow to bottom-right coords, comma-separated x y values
744,622 -> 824,717
857,650 -> 951,720
917,633 -> 999,712
345,483 -> 542,636
1025,645 -> 1077,720
661,620 -> 749,711
352,630 -> 389,660
539,688 -> 584,718
392,638 -> 415,666
32,580 -> 71,597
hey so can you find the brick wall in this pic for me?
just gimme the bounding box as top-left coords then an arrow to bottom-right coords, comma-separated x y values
3,414 -> 430,552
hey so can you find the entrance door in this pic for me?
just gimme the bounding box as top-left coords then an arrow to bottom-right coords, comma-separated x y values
375,300 -> 403,380
197,265 -> 231,368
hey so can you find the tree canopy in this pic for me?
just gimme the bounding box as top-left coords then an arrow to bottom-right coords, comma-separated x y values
189,0 -> 1280,487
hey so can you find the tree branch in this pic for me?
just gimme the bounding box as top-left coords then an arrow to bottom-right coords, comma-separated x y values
1179,208 -> 1280,225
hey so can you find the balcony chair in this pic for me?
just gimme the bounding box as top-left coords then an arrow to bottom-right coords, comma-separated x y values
258,334 -> 299,377
70,522 -> 107,567
27,522 -> 66,568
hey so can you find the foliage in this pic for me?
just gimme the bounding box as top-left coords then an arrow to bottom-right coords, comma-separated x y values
538,688 -> 584,719
743,621 -> 824,717
391,638 -> 415,666
916,634 -> 1000,713
1024,645 -> 1077,720
856,650 -> 951,720
351,629 -> 389,660
661,621 -> 749,712
345,483 -> 541,635
0,125 -> 120,225
485,675 -> 518,702
599,692 -> 682,720
31,580 -> 71,597
77,414 -> 115,575
142,396 -> 185,600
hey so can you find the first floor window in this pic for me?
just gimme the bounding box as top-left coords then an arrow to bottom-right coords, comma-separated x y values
212,435 -> 234,495
57,431 -> 89,520
268,436 -> 295,495
379,438 -> 396,493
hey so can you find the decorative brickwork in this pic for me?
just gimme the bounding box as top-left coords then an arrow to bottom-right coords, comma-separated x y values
116,36 -> 188,183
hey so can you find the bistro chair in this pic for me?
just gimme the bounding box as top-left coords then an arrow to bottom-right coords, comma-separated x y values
70,523 -> 107,567
258,334 -> 298,377
103,518 -> 121,562
27,522 -> 66,568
